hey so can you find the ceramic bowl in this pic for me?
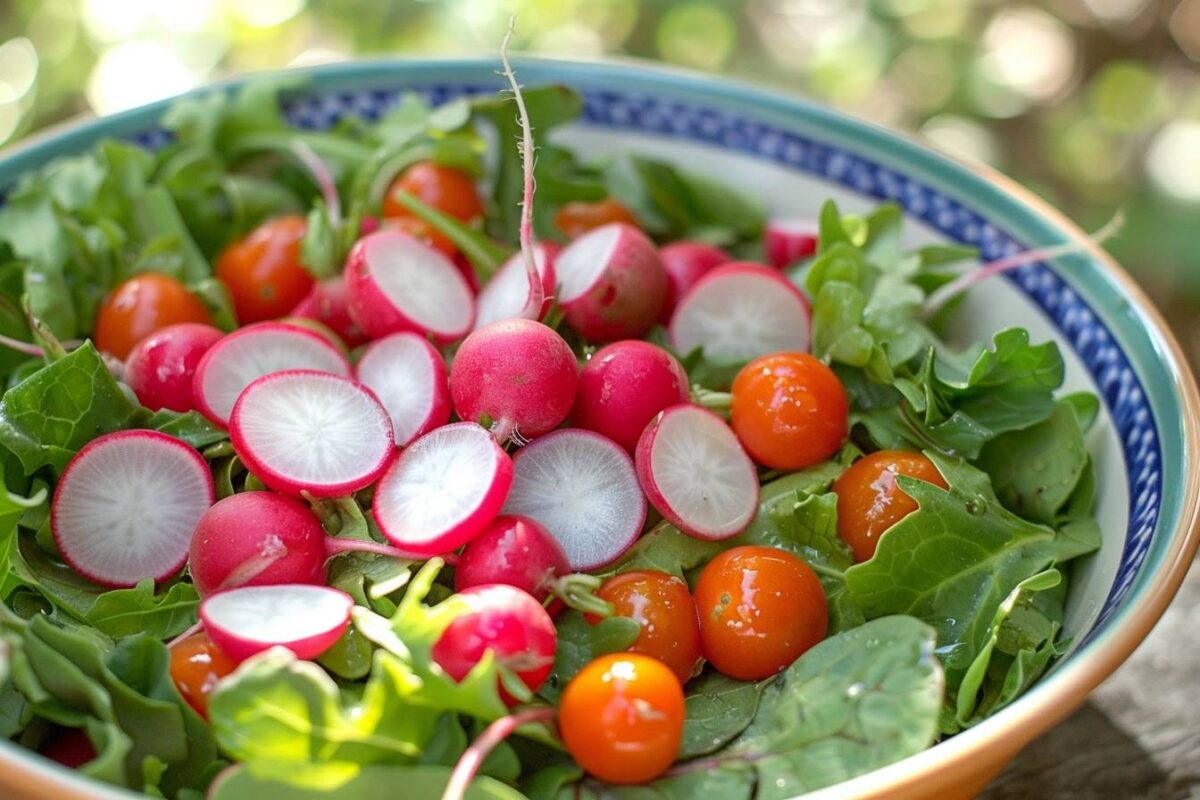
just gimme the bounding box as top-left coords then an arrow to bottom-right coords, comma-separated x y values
0,58 -> 1197,800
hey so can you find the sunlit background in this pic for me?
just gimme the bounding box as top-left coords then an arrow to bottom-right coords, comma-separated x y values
0,0 -> 1197,366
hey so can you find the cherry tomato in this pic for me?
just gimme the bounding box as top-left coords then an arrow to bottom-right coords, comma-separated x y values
216,215 -> 314,324
833,450 -> 948,562
94,273 -> 212,359
588,570 -> 701,684
169,632 -> 236,719
693,545 -> 827,680
382,161 -> 483,224
554,198 -> 637,239
380,215 -> 458,260
559,653 -> 685,784
41,728 -> 96,768
729,352 -> 849,470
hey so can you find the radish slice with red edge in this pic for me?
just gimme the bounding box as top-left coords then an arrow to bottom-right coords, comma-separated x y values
51,430 -> 214,588
355,332 -> 451,447
199,584 -> 353,663
373,422 -> 513,556
764,218 -> 819,270
669,263 -> 812,366
344,230 -> 475,342
230,370 -> 393,498
501,429 -> 645,571
636,404 -> 759,540
474,242 -> 559,330
192,321 -> 351,426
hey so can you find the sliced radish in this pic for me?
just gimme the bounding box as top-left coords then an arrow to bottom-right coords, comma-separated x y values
344,230 -> 475,343
229,370 -> 393,498
501,429 -> 645,571
192,321 -> 351,426
373,422 -> 513,555
658,241 -> 730,322
199,584 -> 353,663
288,276 -> 369,349
355,332 -> 451,447
669,263 -> 812,366
636,404 -> 759,540
765,218 -> 818,270
51,430 -> 214,588
474,242 -> 559,330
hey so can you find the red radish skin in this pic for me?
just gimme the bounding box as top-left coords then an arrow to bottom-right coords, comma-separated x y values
192,321 -> 351,426
431,584 -> 557,705
658,241 -> 729,321
474,243 -> 560,330
764,218 -> 819,270
355,332 -> 451,447
669,263 -> 812,368
573,340 -> 691,454
636,404 -> 759,541
554,223 -> 667,342
344,230 -> 475,343
229,370 -> 394,498
373,422 -> 514,556
124,323 -> 224,413
52,430 -> 214,588
188,492 -> 327,597
199,584 -> 353,663
454,515 -> 570,604
288,277 -> 369,348
449,319 -> 579,441
41,729 -> 96,769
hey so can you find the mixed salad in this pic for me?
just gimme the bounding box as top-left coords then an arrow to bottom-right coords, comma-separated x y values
0,70 -> 1102,800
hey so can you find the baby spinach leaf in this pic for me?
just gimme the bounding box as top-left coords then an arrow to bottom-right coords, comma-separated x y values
569,768 -> 752,800
135,407 -> 229,450
209,763 -> 525,800
678,672 -> 770,759
540,611 -> 641,703
618,156 -> 765,246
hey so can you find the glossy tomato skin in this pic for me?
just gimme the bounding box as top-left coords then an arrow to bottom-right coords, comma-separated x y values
216,215 -> 314,324
383,161 -> 483,224
834,450 -> 948,562
693,545 -> 827,681
589,570 -> 701,684
559,653 -> 685,784
730,352 -> 848,470
169,632 -> 236,720
94,273 -> 212,359
554,198 -> 637,239
124,323 -> 224,412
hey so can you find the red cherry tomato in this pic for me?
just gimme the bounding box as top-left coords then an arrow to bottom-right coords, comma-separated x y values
834,450 -> 948,562
559,653 -> 685,784
693,545 -> 827,680
216,215 -> 314,324
383,161 -> 483,224
94,273 -> 212,359
169,632 -> 237,719
729,352 -> 849,470
554,198 -> 638,239
589,570 -> 701,684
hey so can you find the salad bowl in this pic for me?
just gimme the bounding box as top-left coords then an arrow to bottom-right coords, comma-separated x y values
0,57 -> 1197,800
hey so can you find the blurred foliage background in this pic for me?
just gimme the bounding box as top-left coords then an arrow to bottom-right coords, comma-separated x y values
0,0 -> 1197,366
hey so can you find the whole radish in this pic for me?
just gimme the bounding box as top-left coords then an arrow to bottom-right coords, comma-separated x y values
455,515 -> 570,604
289,276 -> 369,348
124,323 -> 224,412
188,492 -> 327,597
449,319 -> 579,441
573,340 -> 691,454
658,241 -> 729,322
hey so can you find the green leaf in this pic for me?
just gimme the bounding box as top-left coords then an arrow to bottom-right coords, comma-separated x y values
540,611 -> 641,703
135,407 -> 229,450
209,763 -> 526,800
620,156 -> 765,246
569,768 -> 752,800
678,672 -> 770,759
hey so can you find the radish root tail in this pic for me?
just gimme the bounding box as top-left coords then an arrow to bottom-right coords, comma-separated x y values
440,707 -> 556,800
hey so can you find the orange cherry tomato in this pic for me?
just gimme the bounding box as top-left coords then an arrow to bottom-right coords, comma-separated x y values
216,215 -> 314,324
693,546 -> 827,681
589,570 -> 701,685
833,450 -> 948,562
380,215 -> 459,260
554,198 -> 638,239
382,161 -> 483,224
729,352 -> 849,470
169,632 -> 236,720
94,273 -> 211,359
559,652 -> 685,784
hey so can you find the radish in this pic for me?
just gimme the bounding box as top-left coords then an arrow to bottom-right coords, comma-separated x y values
501,429 -> 645,571
670,263 -> 812,366
229,370 -> 393,498
554,222 -> 667,342
449,319 -> 578,442
573,340 -> 691,454
343,230 -> 475,343
373,422 -> 513,556
454,515 -> 570,604
354,332 -> 451,447
288,276 -> 369,348
192,321 -> 351,426
635,404 -> 758,540
199,584 -> 353,663
764,218 -> 819,270
658,241 -> 729,321
431,584 -> 557,705
124,323 -> 224,413
188,492 -> 327,597
51,430 -> 214,588
473,243 -> 559,330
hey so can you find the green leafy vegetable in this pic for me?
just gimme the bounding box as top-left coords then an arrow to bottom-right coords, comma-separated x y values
678,672 -> 769,759
540,611 -> 641,703
209,763 -> 525,800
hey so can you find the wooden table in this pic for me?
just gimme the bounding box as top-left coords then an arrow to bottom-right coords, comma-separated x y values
983,556 -> 1200,799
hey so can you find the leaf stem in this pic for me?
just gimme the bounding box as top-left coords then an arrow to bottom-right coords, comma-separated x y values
324,536 -> 458,566
440,707 -> 556,800
290,139 -> 342,225
553,573 -> 615,618
693,388 -> 733,411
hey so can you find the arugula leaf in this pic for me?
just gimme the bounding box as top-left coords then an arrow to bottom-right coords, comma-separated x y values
678,672 -> 769,759
539,611 -> 641,703
208,763 -> 525,800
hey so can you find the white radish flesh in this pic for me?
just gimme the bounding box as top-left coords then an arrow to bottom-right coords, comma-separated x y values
199,584 -> 353,663
474,243 -> 558,330
355,332 -> 451,447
